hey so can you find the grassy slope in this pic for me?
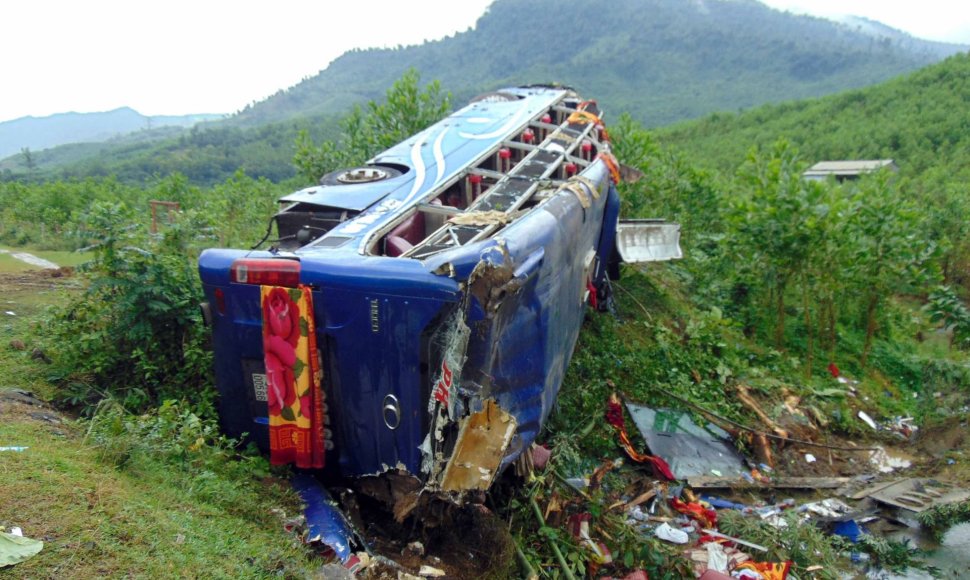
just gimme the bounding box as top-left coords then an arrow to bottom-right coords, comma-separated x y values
0,266 -> 317,578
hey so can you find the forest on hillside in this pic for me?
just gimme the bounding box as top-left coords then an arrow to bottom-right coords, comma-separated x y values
3,0 -> 965,186
232,0 -> 964,128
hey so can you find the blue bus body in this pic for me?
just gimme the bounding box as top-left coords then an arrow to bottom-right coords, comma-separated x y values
199,87 -> 621,495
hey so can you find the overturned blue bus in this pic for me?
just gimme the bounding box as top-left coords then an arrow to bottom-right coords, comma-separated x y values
198,86 -> 680,514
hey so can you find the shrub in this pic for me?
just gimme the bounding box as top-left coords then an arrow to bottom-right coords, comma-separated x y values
47,202 -> 214,414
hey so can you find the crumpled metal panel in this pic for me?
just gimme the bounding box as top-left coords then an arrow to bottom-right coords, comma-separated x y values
292,473 -> 357,562
625,403 -> 745,479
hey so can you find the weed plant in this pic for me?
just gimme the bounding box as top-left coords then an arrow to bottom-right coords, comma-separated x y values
917,502 -> 970,542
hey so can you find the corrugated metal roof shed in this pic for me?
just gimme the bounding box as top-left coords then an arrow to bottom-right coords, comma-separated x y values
803,159 -> 898,180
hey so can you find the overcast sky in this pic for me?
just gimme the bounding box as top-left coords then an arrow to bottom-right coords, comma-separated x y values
2,0 -> 968,124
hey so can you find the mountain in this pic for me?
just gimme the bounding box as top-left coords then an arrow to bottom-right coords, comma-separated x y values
229,0 -> 966,129
3,0 -> 966,185
0,108 -> 222,159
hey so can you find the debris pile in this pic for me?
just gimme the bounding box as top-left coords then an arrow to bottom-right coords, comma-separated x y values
278,385 -> 969,578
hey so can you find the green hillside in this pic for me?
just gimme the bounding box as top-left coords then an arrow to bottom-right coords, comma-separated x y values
232,0 -> 964,128
655,52 -> 970,283
0,116 -> 342,185
657,52 -> 970,180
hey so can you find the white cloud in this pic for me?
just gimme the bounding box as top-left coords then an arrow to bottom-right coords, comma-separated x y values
760,0 -> 970,44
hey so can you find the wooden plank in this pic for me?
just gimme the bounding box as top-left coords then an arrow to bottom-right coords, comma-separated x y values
849,479 -> 898,500
866,478 -> 970,512
688,476 -> 852,489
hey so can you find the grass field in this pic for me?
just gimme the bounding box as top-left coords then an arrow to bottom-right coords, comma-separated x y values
0,270 -> 320,578
0,245 -> 92,273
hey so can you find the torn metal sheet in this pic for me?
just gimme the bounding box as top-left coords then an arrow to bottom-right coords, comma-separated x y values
625,403 -> 746,480
291,473 -> 360,564
440,399 -> 517,492
858,478 -> 970,512
616,219 -> 683,263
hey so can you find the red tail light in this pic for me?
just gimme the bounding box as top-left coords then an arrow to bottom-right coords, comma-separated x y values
230,259 -> 300,287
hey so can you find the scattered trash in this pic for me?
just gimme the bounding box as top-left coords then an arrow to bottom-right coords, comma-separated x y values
567,513 -> 612,563
405,541 -> 425,557
3,311 -> 15,317
418,565 -> 446,577
800,498 -> 851,519
869,447 -> 912,473
564,477 -> 590,491
700,495 -> 749,511
9,528 -> 22,537
832,520 -> 863,542
804,453 -> 816,463
0,529 -> 44,568
886,416 -> 918,438
699,571 -> 734,580
622,488 -> 657,511
672,497 -> 718,528
734,560 -> 792,579
654,522 -> 689,544
700,529 -> 767,552
0,447 -> 28,452
858,411 -> 878,430
705,542 -> 729,572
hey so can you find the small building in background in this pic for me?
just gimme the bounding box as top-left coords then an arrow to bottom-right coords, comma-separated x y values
802,159 -> 898,182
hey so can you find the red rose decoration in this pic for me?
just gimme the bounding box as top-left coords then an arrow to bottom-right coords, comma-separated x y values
264,287 -> 301,347
264,334 -> 298,416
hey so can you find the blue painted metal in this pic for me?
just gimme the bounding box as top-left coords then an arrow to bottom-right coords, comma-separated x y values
199,86 -> 621,487
291,472 -> 357,562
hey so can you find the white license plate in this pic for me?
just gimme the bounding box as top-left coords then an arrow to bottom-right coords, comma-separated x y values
252,373 -> 268,402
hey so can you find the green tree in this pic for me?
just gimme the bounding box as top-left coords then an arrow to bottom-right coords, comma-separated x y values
293,68 -> 451,182
727,140 -> 827,350
845,171 -> 928,366
21,147 -> 35,172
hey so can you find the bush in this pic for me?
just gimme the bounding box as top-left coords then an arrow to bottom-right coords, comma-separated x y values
47,202 -> 214,414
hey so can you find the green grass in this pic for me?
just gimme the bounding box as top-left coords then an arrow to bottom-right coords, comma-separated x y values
0,244 -> 92,273
0,275 -> 319,578
0,414 -> 315,578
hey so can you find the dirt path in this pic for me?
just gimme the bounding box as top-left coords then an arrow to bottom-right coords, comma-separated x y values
0,248 -> 59,269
